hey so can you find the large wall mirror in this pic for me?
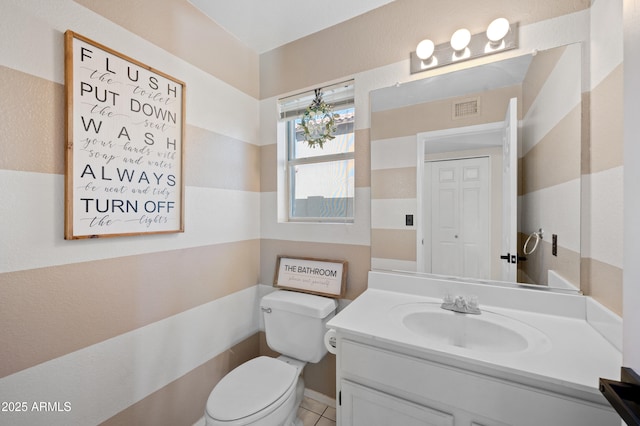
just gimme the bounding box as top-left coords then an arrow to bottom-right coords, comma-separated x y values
370,43 -> 582,291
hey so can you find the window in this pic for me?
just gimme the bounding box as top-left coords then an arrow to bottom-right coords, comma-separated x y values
278,81 -> 355,222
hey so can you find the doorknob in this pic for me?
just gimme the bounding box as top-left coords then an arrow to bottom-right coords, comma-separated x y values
500,253 -> 526,264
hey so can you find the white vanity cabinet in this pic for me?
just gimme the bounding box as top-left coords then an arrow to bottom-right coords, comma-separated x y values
336,337 -> 618,426
328,272 -> 622,426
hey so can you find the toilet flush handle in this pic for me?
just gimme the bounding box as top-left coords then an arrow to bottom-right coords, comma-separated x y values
261,307 -> 272,314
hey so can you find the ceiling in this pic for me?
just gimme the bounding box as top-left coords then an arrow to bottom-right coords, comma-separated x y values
188,0 -> 395,54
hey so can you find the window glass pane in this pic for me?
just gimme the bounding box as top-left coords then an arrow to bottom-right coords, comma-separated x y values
290,107 -> 355,160
280,84 -> 355,222
290,159 -> 355,219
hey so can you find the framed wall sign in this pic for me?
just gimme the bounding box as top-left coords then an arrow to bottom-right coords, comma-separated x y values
274,256 -> 347,298
64,30 -> 185,239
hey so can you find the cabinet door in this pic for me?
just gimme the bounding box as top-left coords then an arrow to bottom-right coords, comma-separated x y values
341,380 -> 454,426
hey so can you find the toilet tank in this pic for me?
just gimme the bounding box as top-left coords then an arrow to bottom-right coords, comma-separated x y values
261,290 -> 337,363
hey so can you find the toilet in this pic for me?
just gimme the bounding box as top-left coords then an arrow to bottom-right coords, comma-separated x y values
204,289 -> 337,426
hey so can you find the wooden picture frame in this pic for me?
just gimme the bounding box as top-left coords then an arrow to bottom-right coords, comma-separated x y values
274,255 -> 347,298
64,30 -> 186,239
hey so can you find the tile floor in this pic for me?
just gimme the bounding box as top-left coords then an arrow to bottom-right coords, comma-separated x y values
297,395 -> 336,426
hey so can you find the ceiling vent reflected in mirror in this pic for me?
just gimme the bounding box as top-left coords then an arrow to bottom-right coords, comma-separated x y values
453,97 -> 480,119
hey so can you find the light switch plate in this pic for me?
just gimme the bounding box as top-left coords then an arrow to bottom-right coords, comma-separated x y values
406,214 -> 413,226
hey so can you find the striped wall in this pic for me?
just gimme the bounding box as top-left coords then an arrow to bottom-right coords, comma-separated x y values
259,0 -> 590,99
0,0 -> 623,425
258,0 -> 625,320
0,1 -> 262,425
518,43 -> 582,287
259,5 -> 592,305
258,1 -> 593,398
584,0 -> 624,314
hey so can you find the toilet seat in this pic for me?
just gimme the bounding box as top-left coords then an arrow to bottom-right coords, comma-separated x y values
206,356 -> 298,424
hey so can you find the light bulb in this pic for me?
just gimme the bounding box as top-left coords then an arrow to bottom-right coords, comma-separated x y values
450,28 -> 471,52
487,18 -> 510,43
416,39 -> 435,60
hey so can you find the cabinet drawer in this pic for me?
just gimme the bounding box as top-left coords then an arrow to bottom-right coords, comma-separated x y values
341,339 -> 459,401
341,380 -> 454,426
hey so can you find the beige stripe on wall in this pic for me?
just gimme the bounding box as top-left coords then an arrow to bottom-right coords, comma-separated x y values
354,128 -> 371,188
186,125 -> 261,191
0,66 -> 65,174
581,257 -> 623,316
370,229 -> 416,262
521,104 -> 582,194
75,0 -> 259,99
590,63 -> 624,173
260,143 -> 278,193
260,239 -> 370,300
0,240 -> 259,378
522,45 -> 567,116
0,66 -> 261,193
582,91 -> 591,175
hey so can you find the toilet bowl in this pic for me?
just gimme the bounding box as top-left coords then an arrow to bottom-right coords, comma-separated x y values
205,356 -> 304,426
204,290 -> 337,426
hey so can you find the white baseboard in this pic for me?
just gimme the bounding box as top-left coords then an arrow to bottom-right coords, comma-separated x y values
304,388 -> 336,408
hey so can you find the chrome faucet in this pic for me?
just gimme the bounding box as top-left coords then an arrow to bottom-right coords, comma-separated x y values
441,294 -> 481,315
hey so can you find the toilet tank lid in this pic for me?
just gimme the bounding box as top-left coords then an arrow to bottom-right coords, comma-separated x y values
261,290 -> 337,318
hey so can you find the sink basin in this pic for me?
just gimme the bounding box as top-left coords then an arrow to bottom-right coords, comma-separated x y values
389,303 -> 551,354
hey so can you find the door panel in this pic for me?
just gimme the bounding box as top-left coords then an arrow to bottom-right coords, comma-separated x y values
428,157 -> 490,278
501,97 -> 518,281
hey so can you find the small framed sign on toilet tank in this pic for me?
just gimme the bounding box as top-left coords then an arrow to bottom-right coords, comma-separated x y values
274,256 -> 347,298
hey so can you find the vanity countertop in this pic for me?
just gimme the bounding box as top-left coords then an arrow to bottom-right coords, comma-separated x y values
327,285 -> 622,402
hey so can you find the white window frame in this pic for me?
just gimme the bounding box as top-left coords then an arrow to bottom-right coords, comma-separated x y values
278,81 -> 355,223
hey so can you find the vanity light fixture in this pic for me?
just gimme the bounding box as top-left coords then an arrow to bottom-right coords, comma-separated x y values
410,18 -> 518,74
415,39 -> 437,68
416,39 -> 435,60
450,28 -> 471,60
486,18 -> 510,45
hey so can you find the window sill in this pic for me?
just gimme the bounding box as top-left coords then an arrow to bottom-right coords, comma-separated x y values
286,217 -> 355,225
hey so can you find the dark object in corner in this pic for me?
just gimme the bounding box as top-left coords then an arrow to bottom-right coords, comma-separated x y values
600,367 -> 640,425
405,214 -> 413,226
